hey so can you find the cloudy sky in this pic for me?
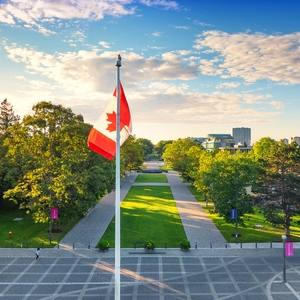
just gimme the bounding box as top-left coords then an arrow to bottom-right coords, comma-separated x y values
1,0 -> 300,144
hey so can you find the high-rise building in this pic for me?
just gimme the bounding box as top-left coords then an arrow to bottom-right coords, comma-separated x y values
232,127 -> 251,146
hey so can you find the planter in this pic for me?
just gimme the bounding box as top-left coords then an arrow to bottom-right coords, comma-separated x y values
180,239 -> 191,251
96,239 -> 110,252
144,239 -> 155,251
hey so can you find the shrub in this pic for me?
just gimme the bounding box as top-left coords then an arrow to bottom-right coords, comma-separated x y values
96,239 -> 110,251
180,239 -> 191,251
144,239 -> 155,250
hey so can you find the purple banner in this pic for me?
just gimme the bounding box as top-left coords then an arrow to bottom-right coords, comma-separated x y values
51,208 -> 58,220
285,242 -> 293,257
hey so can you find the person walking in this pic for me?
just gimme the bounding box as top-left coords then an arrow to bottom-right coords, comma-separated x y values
35,248 -> 40,260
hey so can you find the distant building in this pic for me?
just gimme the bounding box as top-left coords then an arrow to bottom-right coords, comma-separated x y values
190,137 -> 206,145
201,134 -> 235,151
290,137 -> 300,146
232,127 -> 251,146
226,144 -> 253,154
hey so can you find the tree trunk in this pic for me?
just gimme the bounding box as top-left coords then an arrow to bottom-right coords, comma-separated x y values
285,227 -> 290,236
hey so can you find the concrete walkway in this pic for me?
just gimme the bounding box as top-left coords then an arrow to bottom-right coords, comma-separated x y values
58,162 -> 225,249
167,171 -> 227,248
58,172 -> 137,249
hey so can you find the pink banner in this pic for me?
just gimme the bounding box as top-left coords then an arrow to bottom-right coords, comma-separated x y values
51,208 -> 58,220
285,242 -> 293,257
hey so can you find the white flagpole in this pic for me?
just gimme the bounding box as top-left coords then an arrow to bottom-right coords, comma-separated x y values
115,54 -> 121,300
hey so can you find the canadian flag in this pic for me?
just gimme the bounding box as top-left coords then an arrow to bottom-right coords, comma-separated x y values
88,83 -> 132,159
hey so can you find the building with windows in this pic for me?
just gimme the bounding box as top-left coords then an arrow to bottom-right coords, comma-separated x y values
201,134 -> 235,151
190,137 -> 206,145
232,127 -> 251,146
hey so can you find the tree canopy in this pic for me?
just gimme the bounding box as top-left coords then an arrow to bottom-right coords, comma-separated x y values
162,138 -> 202,179
3,101 -> 115,224
192,150 -> 259,221
252,139 -> 300,235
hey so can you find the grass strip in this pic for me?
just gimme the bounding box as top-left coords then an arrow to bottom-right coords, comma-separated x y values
101,185 -> 187,248
134,174 -> 168,183
187,185 -> 300,243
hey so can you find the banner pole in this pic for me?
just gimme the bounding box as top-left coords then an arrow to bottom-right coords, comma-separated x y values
115,54 -> 121,300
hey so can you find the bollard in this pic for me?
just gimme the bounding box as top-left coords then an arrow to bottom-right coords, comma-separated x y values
73,243 -> 75,249
88,242 -> 90,249
210,243 -> 212,249
57,243 -> 59,249
225,242 -> 227,249
255,242 -> 257,249
195,242 -> 197,249
134,241 -> 136,249
240,242 -> 242,249
270,241 -> 272,249
165,241 -> 167,249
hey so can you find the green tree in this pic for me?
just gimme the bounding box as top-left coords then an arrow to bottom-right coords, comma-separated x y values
4,101 -> 115,225
162,138 -> 202,179
0,99 -> 20,136
252,137 -> 277,160
121,135 -> 144,172
194,150 -> 259,222
252,140 -> 300,235
0,99 -> 20,209
136,138 -> 154,156
154,140 -> 173,157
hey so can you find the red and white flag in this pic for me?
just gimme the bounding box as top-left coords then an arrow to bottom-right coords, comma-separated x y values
88,83 -> 132,160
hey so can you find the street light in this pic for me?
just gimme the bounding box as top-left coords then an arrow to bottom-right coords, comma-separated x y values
281,235 -> 287,283
235,174 -> 239,244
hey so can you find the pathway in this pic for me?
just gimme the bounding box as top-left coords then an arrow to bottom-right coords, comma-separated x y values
59,161 -> 226,249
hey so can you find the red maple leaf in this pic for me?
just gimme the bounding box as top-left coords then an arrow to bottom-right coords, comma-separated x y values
106,111 -> 116,132
106,111 -> 127,132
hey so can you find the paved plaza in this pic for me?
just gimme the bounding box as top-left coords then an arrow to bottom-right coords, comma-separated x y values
0,248 -> 300,299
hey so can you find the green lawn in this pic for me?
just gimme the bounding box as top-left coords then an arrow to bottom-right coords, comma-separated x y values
187,186 -> 300,243
101,185 -> 187,248
159,164 -> 172,172
134,174 -> 168,183
0,209 -> 81,248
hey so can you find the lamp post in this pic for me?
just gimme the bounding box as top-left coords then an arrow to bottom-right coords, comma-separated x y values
282,235 -> 287,283
235,174 -> 239,244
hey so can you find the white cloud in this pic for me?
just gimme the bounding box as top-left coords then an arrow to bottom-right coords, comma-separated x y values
0,0 -> 136,35
139,0 -> 179,10
172,25 -> 190,30
216,82 -> 241,89
194,30 -> 300,84
3,44 -> 199,97
99,41 -> 111,49
2,42 -> 282,129
151,31 -> 163,37
194,20 -> 213,27
269,101 -> 284,109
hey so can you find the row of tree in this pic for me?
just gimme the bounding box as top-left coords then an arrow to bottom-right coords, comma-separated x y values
162,137 -> 300,236
0,99 -> 160,226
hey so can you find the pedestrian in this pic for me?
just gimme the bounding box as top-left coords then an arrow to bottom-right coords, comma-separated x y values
35,248 -> 40,260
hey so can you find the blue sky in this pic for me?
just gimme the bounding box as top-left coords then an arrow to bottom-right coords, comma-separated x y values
1,0 -> 300,144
